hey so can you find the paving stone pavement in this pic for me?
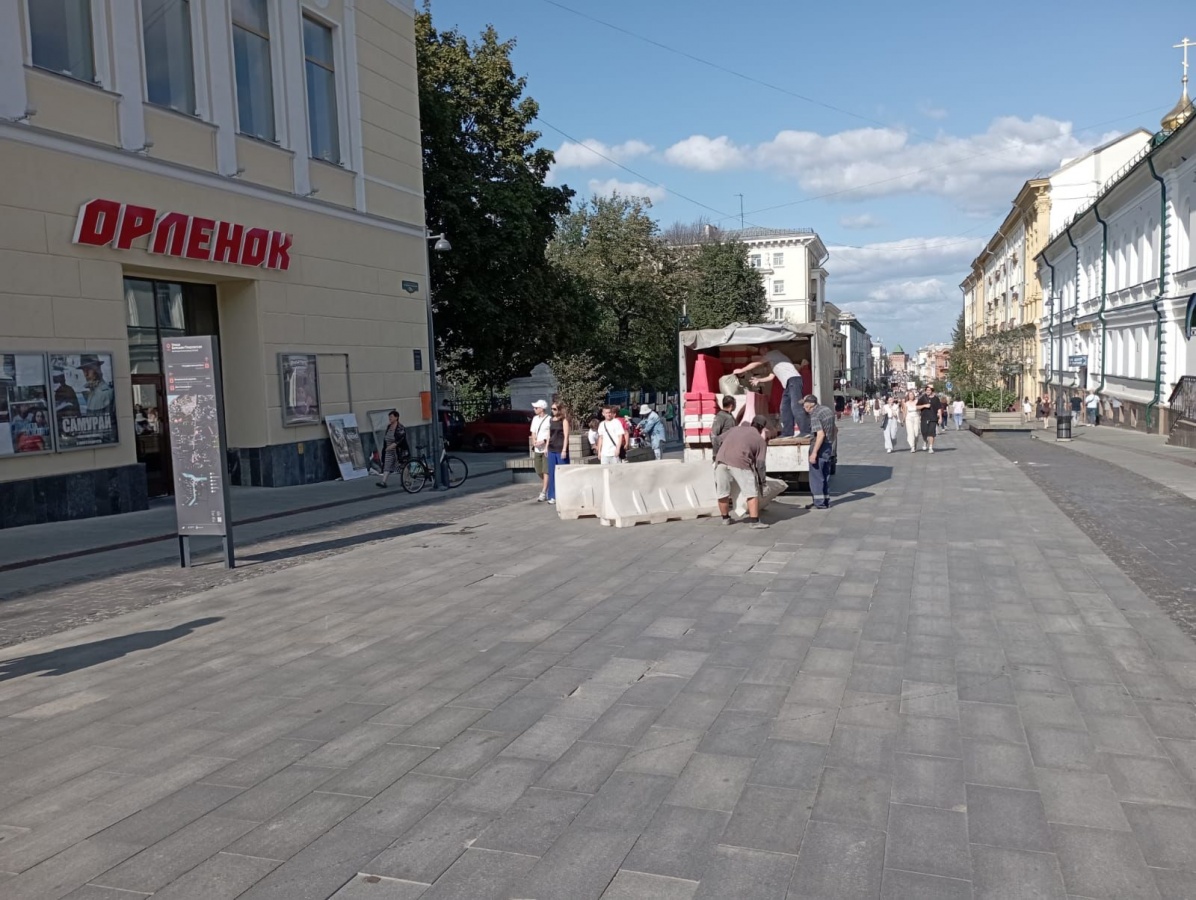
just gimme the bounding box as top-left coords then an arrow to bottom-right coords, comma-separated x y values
0,423 -> 1193,898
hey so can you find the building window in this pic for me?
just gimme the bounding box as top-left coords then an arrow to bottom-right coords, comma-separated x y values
773,280 -> 784,295
142,0 -> 196,113
772,252 -> 784,266
302,16 -> 340,163
772,306 -> 782,321
29,0 -> 95,82
232,0 -> 276,141
749,254 -> 761,268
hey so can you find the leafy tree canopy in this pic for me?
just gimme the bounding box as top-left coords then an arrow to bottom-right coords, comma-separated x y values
671,240 -> 768,330
548,194 -> 679,389
417,8 -> 583,387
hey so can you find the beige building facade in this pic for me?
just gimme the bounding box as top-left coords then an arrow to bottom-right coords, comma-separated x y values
0,0 -> 431,525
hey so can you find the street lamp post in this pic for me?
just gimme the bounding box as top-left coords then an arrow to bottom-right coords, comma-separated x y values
423,231 -> 451,489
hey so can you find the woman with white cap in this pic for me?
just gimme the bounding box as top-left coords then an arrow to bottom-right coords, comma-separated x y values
639,404 -> 664,459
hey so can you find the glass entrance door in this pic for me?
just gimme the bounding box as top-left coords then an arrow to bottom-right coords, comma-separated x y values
124,277 -> 220,498
132,375 -> 172,497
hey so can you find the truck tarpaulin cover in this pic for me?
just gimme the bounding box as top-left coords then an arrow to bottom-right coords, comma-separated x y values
680,322 -> 820,352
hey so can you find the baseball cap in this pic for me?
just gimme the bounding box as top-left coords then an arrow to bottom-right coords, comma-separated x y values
532,399 -> 547,409
639,404 -> 651,415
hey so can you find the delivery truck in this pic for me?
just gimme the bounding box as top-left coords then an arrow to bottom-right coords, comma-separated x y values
678,322 -> 837,489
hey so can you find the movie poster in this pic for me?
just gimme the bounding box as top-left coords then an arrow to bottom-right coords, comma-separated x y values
279,353 -> 321,426
0,353 -> 52,456
49,352 -> 119,450
324,413 -> 369,480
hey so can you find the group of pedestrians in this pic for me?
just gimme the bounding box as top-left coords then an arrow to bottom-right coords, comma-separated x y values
877,386 -> 954,454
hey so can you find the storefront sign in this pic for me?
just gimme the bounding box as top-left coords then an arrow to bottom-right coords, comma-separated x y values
73,198 -> 293,271
162,337 -> 231,539
49,353 -> 119,450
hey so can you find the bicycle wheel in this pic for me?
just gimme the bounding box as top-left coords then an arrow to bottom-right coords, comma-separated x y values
444,455 -> 468,488
400,460 -> 429,493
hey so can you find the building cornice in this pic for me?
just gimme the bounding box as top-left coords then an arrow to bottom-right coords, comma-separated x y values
0,120 -> 428,239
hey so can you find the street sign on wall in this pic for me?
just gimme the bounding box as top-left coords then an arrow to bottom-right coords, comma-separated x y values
1068,354 -> 1088,368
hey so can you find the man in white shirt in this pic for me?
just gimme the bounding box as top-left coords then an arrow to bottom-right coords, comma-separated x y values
595,405 -> 627,465
951,398 -> 965,430
530,399 -> 551,500
1084,390 -> 1100,426
734,345 -> 808,437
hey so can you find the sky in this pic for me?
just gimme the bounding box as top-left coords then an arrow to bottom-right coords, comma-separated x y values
427,0 -> 1195,352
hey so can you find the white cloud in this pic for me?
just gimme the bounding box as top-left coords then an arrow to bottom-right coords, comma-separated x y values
552,138 -> 653,170
662,135 -> 747,171
826,237 -> 983,348
663,116 -> 1115,213
587,178 -> 667,204
839,213 -> 883,230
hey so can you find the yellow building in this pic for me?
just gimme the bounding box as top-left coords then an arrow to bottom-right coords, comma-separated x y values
960,179 -> 1050,401
0,0 -> 432,525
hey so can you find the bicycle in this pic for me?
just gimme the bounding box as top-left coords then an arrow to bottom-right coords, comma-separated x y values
400,445 -> 468,493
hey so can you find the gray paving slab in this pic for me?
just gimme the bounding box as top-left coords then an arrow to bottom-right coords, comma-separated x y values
2,425 -> 1196,898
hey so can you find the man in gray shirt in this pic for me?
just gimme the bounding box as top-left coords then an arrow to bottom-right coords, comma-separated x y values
802,394 -> 836,510
713,416 -> 770,528
710,395 -> 739,455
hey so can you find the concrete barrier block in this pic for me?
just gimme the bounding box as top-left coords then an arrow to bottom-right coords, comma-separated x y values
600,460 -> 721,528
553,464 -> 608,520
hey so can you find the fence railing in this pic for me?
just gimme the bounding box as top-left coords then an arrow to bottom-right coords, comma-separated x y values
1168,376 -> 1196,423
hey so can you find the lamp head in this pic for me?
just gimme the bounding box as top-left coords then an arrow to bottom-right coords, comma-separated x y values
433,236 -> 452,252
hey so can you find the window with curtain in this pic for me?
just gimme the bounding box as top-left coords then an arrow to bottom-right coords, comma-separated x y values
29,0 -> 95,82
232,0 -> 276,141
303,16 -> 340,163
142,0 -> 195,113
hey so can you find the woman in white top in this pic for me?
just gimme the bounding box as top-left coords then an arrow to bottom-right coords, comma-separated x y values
903,391 -> 921,452
882,396 -> 901,453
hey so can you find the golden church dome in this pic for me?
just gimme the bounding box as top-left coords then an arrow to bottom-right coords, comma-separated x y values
1162,85 -> 1193,132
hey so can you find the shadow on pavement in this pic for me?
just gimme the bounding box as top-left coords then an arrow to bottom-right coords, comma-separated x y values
0,617 -> 223,680
233,522 -> 448,565
833,465 -> 892,491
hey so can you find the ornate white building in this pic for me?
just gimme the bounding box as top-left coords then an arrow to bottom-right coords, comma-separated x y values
1036,73 -> 1196,434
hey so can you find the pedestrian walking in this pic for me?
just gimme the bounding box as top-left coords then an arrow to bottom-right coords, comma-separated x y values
1069,394 -> 1082,424
664,398 -> 678,441
1110,395 -> 1122,424
595,404 -> 627,466
802,394 -> 837,509
711,395 -> 739,455
376,409 -> 408,488
734,345 -> 809,436
904,390 -> 921,452
851,399 -> 860,423
1084,389 -> 1100,426
938,397 -> 948,431
639,404 -> 665,460
545,401 -> 570,504
917,386 -> 941,454
713,415 -> 770,528
952,397 -> 965,430
872,397 -> 882,423
882,395 -> 901,452
530,399 -> 551,501
1022,397 -> 1033,424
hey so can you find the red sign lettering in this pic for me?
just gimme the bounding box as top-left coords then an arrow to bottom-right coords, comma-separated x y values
211,222 -> 244,265
72,199 -> 293,271
184,217 -> 216,261
72,198 -> 121,246
239,228 -> 270,268
266,230 -> 293,271
114,204 -> 155,250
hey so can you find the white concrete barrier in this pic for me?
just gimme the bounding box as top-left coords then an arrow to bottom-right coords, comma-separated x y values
600,460 -> 718,528
553,464 -> 608,520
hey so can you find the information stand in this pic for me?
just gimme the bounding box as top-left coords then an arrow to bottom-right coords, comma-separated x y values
162,336 -> 235,568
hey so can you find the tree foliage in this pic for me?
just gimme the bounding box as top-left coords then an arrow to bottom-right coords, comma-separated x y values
548,194 -> 678,389
672,240 -> 769,330
548,351 -> 609,426
417,9 -> 582,388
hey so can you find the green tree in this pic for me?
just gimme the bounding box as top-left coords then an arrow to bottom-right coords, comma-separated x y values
417,9 -> 583,387
672,240 -> 768,329
548,351 -> 609,426
548,194 -> 678,388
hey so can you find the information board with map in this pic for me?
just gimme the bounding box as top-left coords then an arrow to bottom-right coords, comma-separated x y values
162,337 -> 233,561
